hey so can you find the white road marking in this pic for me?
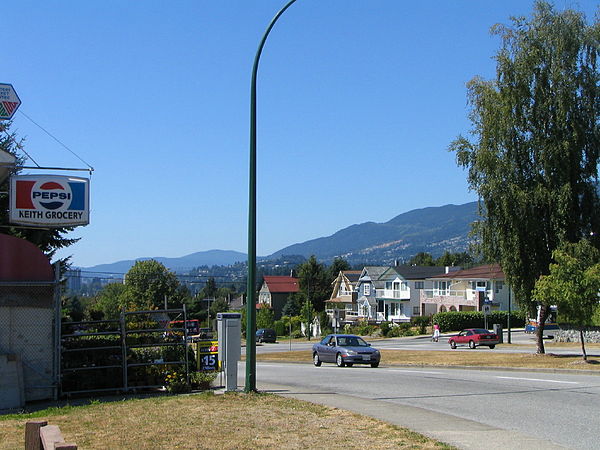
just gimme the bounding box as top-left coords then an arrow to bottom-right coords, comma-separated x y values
496,376 -> 578,384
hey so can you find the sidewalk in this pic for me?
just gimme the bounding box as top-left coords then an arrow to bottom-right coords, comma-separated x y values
257,381 -> 566,450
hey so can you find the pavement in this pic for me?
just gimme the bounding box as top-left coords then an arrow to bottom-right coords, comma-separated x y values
255,380 -> 567,450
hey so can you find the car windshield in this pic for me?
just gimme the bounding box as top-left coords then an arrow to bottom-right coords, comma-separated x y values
337,336 -> 368,347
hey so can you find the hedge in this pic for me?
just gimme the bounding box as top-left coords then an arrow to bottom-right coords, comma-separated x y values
432,311 -> 525,332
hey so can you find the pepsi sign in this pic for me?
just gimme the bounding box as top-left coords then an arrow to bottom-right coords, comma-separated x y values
9,175 -> 89,227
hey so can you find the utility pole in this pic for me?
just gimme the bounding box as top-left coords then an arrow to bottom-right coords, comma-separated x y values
246,0 -> 299,393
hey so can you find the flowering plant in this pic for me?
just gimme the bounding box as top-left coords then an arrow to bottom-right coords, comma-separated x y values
164,371 -> 190,394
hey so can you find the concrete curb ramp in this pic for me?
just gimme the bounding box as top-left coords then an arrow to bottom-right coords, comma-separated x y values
258,382 -> 567,450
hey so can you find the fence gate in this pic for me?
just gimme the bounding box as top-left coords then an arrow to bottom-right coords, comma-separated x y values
60,307 -> 190,396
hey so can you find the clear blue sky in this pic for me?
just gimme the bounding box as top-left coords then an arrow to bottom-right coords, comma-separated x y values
4,1 -> 598,268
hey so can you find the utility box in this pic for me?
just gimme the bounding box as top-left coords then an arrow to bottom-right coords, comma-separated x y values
217,313 -> 241,392
493,323 -> 503,344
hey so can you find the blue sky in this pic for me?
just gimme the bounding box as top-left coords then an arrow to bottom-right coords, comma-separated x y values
4,1 -> 598,268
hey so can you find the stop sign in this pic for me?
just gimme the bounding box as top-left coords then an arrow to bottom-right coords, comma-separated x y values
0,83 -> 21,120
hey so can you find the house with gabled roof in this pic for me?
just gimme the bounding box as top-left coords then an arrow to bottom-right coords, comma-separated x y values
324,270 -> 361,323
376,265 -> 448,322
258,275 -> 299,319
420,264 -> 508,315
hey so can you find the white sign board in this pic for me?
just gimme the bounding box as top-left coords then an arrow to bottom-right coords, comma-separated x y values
9,175 -> 90,227
0,83 -> 21,120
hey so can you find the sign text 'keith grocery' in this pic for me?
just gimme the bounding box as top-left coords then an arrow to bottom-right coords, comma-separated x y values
9,175 -> 90,227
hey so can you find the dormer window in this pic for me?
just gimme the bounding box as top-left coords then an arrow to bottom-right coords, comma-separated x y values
364,283 -> 371,296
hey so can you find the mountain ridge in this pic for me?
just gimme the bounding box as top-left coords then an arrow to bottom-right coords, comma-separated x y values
80,201 -> 478,272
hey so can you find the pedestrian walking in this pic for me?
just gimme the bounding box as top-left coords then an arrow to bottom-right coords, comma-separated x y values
432,323 -> 440,342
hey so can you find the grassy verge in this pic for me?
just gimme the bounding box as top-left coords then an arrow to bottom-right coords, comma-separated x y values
256,346 -> 600,370
0,393 -> 452,449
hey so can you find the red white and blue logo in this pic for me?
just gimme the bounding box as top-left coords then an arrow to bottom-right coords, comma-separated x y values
9,175 -> 89,227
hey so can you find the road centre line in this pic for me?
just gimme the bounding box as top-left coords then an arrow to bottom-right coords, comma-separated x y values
496,376 -> 578,384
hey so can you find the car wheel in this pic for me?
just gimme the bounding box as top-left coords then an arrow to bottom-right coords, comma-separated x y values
371,362 -> 379,368
336,353 -> 345,367
489,344 -> 495,349
469,340 -> 476,349
313,352 -> 322,367
450,341 -> 456,349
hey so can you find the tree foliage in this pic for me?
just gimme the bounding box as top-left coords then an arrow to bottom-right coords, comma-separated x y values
327,257 -> 351,280
0,121 -> 78,258
534,240 -> 600,360
297,255 -> 330,312
409,252 -> 435,266
122,260 -> 182,310
450,1 -> 600,352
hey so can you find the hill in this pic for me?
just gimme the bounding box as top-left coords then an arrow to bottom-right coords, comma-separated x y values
81,249 -> 247,274
269,202 -> 478,265
79,202 -> 479,273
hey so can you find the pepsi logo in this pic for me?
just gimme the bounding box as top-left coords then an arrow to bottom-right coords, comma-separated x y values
31,181 -> 73,211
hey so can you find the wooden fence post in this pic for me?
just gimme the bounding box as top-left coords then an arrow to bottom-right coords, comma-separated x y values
25,420 -> 47,450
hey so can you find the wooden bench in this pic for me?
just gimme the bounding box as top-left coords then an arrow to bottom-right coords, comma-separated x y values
25,420 -> 77,450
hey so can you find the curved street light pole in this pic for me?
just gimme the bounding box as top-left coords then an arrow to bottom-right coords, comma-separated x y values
246,0 -> 299,393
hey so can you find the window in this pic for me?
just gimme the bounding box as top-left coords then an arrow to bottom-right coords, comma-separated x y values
414,281 -> 424,290
495,281 -> 504,293
364,283 -> 371,296
385,281 -> 392,290
413,306 -> 420,315
390,302 -> 402,316
435,281 -> 449,295
377,300 -> 384,313
401,281 -> 409,291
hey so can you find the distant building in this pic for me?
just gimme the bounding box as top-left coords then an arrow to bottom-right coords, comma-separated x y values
66,268 -> 82,292
257,275 -> 300,319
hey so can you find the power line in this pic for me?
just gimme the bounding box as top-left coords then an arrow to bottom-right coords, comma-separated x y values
18,109 -> 94,171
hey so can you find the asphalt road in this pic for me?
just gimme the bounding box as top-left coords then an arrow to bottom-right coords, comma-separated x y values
238,361 -> 600,450
251,329 -> 598,356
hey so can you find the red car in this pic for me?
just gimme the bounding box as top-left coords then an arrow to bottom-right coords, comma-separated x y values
448,328 -> 499,349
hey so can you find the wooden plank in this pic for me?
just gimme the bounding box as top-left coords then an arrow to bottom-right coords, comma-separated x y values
40,425 -> 64,449
25,421 -> 47,450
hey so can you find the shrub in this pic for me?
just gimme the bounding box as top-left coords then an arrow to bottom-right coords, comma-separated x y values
432,311 -> 526,332
380,322 -> 391,337
411,316 -> 430,335
165,371 -> 190,394
190,371 -> 217,391
273,320 -> 287,337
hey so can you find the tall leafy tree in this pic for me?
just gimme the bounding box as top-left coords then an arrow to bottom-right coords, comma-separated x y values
297,256 -> 330,312
123,260 -> 181,310
534,240 -> 600,360
450,1 -> 600,353
0,121 -> 78,258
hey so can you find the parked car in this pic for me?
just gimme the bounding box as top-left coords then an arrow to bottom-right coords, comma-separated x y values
256,328 -> 277,343
312,334 -> 380,368
448,328 -> 500,349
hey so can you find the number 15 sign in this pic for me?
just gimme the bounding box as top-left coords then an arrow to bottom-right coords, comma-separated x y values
196,340 -> 219,371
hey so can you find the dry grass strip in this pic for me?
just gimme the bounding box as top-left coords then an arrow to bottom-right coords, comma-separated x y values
256,348 -> 600,370
0,393 -> 452,449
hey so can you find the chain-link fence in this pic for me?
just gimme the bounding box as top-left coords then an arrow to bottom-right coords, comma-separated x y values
0,279 -> 60,403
